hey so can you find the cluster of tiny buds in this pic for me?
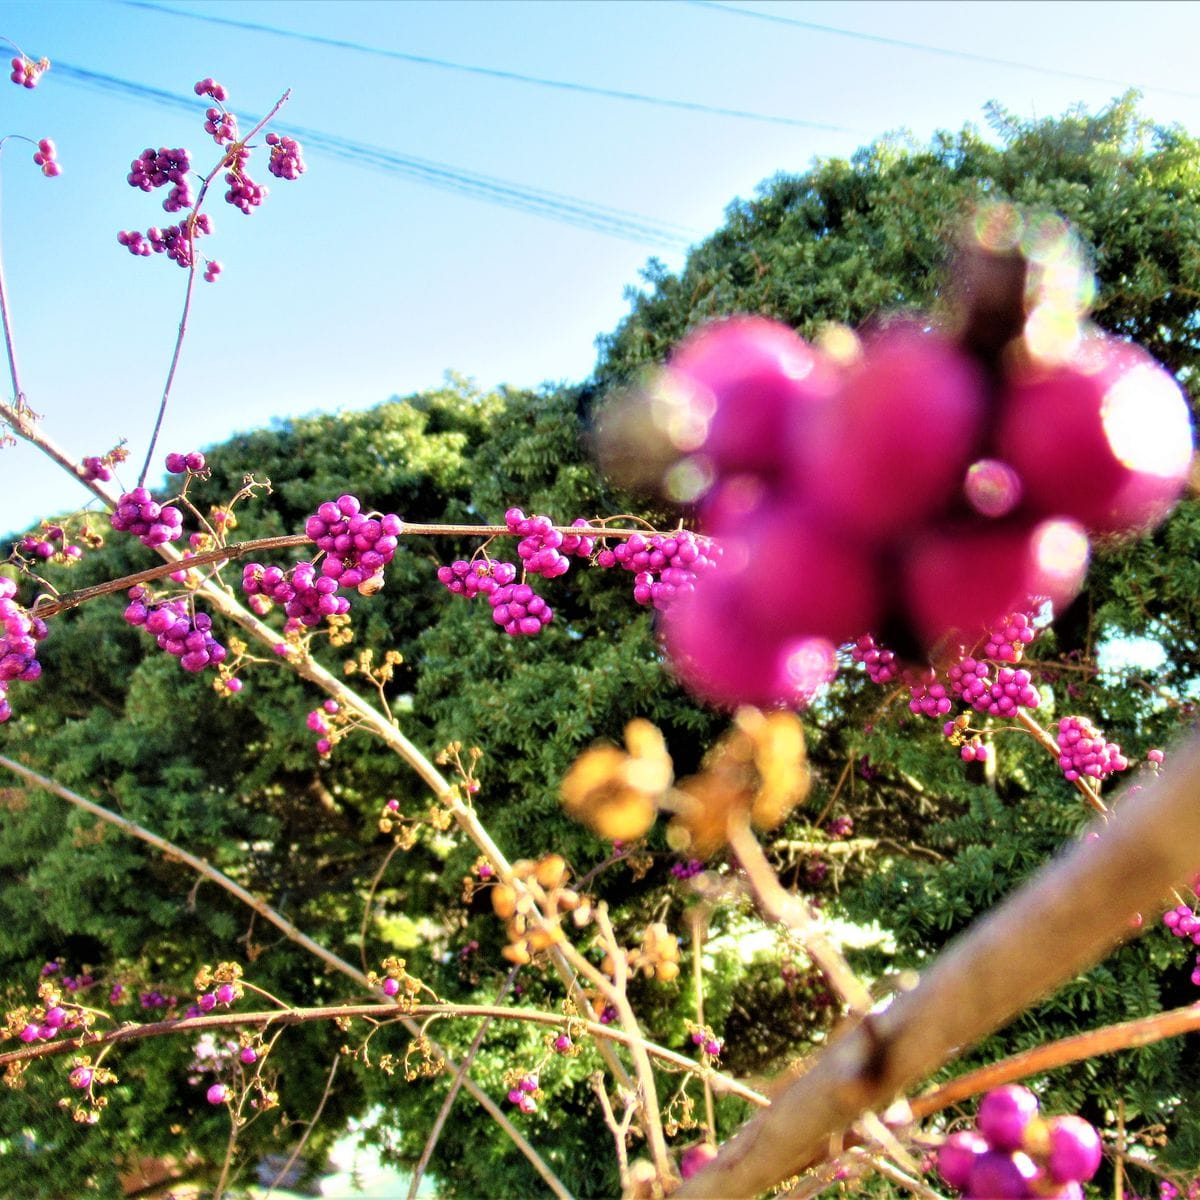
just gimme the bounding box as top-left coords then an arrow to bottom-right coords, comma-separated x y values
671,858 -> 704,879
32,137 -> 60,178
9,55 -> 49,88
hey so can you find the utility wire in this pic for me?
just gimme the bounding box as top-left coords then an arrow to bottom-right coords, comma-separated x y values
52,62 -> 703,250
688,0 -> 1200,102
119,0 -> 861,133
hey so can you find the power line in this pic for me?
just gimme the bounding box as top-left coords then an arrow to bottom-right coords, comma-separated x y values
688,0 -> 1200,102
52,61 -> 704,249
119,0 -> 862,134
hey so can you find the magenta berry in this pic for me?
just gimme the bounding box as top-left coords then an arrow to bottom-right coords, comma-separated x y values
1045,1115 -> 1103,1184
977,1084 -> 1040,1151
206,1082 -> 229,1104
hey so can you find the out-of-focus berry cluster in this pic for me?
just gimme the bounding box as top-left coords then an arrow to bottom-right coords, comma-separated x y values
936,1084 -> 1102,1199
595,205 -> 1193,712
0,576 -> 47,722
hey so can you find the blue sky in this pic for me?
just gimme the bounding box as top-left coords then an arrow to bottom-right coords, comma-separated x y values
3,0 -> 1200,535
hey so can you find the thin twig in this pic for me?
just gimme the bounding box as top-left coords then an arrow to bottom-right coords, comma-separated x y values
263,1055 -> 340,1199
728,818 -> 872,1016
910,1002 -> 1200,1121
592,903 -> 674,1186
407,967 -> 521,1200
360,842 -> 402,975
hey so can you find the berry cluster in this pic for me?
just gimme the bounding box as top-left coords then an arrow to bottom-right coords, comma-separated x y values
0,577 -> 47,722
9,54 -> 48,89
595,528 -> 717,612
123,587 -> 227,673
488,580 -> 554,637
1056,715 -> 1129,782
948,660 -> 1041,717
193,77 -> 228,103
18,524 -> 83,564
936,1084 -> 1101,1198
265,132 -> 305,179
1162,876 -> 1200,987
242,561 -> 351,627
32,137 -> 60,178
437,557 -> 518,599
110,487 -> 184,547
850,634 -> 900,684
15,995 -> 81,1044
118,213 -> 213,267
506,1072 -> 540,1114
634,207 -> 1193,711
204,106 -> 237,145
984,611 -> 1038,663
81,455 -> 114,482
225,144 -> 267,215
165,450 -> 207,474
507,508 -> 579,579
188,980 -> 242,1018
689,1026 -> 723,1058
306,699 -> 341,756
126,146 -> 191,209
118,77 -> 303,276
305,495 -> 403,589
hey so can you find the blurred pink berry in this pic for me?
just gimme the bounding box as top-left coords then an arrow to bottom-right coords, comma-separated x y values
239,1046 -> 257,1064
680,1143 -> 719,1180
206,1082 -> 229,1104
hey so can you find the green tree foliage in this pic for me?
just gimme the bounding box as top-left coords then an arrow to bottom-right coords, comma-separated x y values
3,95 -> 1200,1196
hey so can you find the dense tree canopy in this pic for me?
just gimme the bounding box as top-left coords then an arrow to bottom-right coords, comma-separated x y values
3,95 -> 1200,1197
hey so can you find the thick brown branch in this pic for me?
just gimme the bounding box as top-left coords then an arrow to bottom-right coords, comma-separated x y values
676,731 -> 1200,1197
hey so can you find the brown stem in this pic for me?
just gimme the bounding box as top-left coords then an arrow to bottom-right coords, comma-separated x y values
0,999 -> 763,1105
910,1002 -> 1200,1121
727,818 -> 872,1016
27,523 -> 684,619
